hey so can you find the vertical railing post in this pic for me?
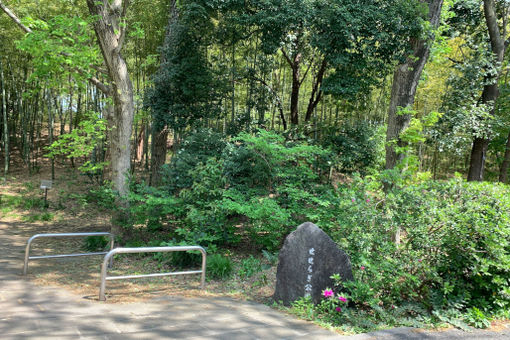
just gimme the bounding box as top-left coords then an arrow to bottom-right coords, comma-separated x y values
23,235 -> 36,275
200,248 -> 206,289
108,234 -> 114,268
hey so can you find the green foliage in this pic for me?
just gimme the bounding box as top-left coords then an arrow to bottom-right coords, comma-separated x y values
83,235 -> 109,252
238,256 -> 262,279
145,0 -> 219,132
315,178 -> 510,331
320,121 -> 381,174
22,212 -> 54,222
161,129 -> 226,193
16,15 -> 100,87
127,129 -> 336,251
85,186 -> 116,210
156,240 -> 203,268
46,111 -> 107,173
207,254 -> 233,279
221,0 -> 426,99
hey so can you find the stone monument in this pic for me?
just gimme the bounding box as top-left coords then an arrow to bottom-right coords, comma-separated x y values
273,222 -> 353,305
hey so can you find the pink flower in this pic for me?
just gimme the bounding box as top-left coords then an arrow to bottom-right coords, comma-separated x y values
366,199 -> 370,203
335,307 -> 342,312
323,289 -> 334,298
351,198 -> 355,202
338,296 -> 347,303
360,266 -> 365,270
418,259 -> 422,262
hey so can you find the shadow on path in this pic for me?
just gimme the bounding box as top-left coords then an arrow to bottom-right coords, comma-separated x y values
1,221 -> 510,340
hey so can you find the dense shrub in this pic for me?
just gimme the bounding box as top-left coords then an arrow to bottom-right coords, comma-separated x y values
160,128 -> 226,193
316,178 -> 510,330
319,121 -> 382,174
127,129 -> 336,251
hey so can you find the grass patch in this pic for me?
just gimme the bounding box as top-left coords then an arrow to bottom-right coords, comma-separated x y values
22,212 -> 55,222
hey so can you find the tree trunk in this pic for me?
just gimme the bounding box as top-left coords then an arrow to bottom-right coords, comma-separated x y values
499,130 -> 510,183
150,127 -> 168,186
87,0 -> 134,197
467,0 -> 508,181
47,89 -> 55,181
467,83 -> 498,181
305,59 -> 327,122
289,57 -> 301,126
385,0 -> 443,171
0,56 -> 8,177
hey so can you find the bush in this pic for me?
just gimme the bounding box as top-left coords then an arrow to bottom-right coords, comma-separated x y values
207,254 -> 233,279
83,235 -> 109,251
155,240 -> 204,268
320,121 -> 382,174
317,178 -> 510,330
160,128 -> 226,193
238,256 -> 262,279
127,129 -> 337,251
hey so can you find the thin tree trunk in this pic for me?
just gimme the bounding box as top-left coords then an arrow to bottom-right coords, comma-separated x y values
47,89 -> 55,181
0,57 -> 7,177
289,56 -> 301,126
305,59 -> 327,122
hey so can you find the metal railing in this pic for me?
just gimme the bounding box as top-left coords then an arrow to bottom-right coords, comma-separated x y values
23,232 -> 114,275
99,246 -> 206,301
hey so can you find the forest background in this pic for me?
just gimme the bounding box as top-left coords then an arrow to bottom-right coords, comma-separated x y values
1,0 -> 510,333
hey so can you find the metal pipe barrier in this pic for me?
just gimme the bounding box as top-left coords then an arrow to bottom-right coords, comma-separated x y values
99,246 -> 206,301
23,232 -> 114,275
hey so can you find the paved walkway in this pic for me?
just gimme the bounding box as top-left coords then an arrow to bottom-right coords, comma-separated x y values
1,224 -> 510,339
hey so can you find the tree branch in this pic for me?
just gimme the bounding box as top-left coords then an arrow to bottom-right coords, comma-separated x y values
0,0 -> 32,33
484,0 -> 505,60
280,48 -> 293,67
89,76 -> 111,95
299,56 -> 314,86
252,75 -> 287,130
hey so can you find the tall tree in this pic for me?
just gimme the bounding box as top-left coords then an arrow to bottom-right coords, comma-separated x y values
385,0 -> 444,171
467,0 -> 509,181
86,0 -> 134,195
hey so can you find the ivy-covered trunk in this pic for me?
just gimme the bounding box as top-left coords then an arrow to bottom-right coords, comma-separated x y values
149,0 -> 178,186
467,0 -> 508,182
467,83 -> 497,182
289,54 -> 301,126
150,127 -> 168,186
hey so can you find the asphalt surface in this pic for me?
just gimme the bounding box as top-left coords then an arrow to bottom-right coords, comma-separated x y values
1,221 -> 509,339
